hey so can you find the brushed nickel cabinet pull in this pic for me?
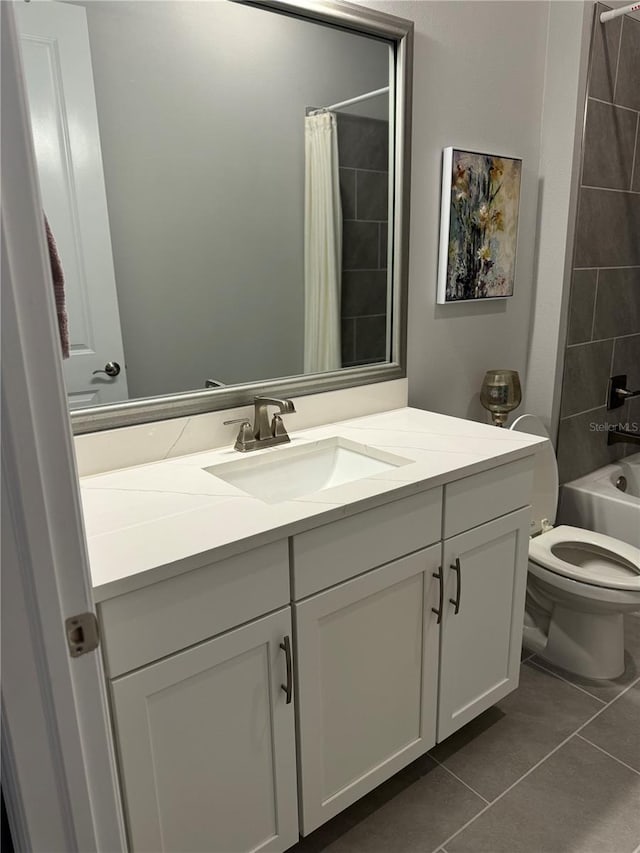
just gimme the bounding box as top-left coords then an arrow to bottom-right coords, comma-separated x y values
432,565 -> 444,624
280,636 -> 292,704
449,557 -> 462,615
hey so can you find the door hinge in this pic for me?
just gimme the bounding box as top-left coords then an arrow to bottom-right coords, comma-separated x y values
65,612 -> 100,657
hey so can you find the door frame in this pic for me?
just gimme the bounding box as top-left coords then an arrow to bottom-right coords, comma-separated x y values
1,4 -> 126,849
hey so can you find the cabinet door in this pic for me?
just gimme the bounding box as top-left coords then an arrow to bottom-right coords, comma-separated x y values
295,545 -> 441,834
437,508 -> 530,741
111,608 -> 298,853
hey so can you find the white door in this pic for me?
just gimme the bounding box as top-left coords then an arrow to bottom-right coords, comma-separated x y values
437,508 -> 530,741
15,0 -> 129,409
294,546 -> 441,835
110,608 -> 299,853
2,5 -> 126,849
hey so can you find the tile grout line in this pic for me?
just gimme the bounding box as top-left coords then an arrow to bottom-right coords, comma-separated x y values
431,675 -> 640,853
526,658 -> 607,705
579,90 -> 586,188
630,112 -> 639,192
354,169 -> 359,224
428,754 -> 491,806
342,166 -> 389,176
558,381 -> 639,420
558,402 -> 610,420
576,733 -> 640,777
609,330 -> 617,385
560,405 -> 602,419
567,330 -> 640,348
343,267 -> 391,272
612,15 -> 624,102
590,268 -> 599,341
580,185 -> 640,195
574,265 -> 640,270
588,94 -> 639,115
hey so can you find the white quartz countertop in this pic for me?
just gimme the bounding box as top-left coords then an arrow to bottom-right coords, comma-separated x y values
81,407 -> 546,601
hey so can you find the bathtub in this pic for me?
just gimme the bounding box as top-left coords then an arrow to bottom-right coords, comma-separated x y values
558,451 -> 640,548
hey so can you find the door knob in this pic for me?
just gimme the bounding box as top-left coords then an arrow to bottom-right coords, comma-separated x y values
93,361 -> 121,377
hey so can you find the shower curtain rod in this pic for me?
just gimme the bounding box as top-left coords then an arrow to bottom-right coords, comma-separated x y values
324,86 -> 389,113
600,2 -> 640,22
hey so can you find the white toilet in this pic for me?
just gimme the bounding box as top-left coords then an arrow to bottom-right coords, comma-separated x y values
510,414 -> 640,679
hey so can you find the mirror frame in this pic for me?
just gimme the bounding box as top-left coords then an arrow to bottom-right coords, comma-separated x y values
72,0 -> 413,434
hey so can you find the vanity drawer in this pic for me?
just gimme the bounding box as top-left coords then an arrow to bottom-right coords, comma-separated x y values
443,457 -> 533,539
291,489 -> 442,599
99,540 -> 289,677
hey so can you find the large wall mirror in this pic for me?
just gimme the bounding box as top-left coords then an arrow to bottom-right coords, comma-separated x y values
16,0 -> 412,432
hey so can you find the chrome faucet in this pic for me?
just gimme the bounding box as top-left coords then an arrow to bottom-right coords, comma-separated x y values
224,396 -> 296,452
607,375 -> 640,410
253,396 -> 295,441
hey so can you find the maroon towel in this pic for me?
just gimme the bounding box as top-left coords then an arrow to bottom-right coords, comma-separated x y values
44,214 -> 69,359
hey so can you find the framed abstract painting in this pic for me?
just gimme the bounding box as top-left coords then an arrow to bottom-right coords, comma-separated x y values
437,148 -> 522,303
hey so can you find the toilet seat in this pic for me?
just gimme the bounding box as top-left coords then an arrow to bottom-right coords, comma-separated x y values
529,524 -> 640,590
510,413 -> 640,678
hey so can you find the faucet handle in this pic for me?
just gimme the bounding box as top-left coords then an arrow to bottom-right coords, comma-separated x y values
223,418 -> 256,452
608,374 -> 640,410
271,414 -> 291,441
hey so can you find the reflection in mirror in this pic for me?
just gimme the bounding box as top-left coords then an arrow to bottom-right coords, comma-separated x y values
16,0 -> 396,413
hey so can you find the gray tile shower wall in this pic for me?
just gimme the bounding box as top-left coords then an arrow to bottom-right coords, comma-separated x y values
557,5 -> 640,484
337,114 -> 389,367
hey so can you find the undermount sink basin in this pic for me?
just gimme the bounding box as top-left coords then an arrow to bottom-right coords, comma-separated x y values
203,437 -> 411,504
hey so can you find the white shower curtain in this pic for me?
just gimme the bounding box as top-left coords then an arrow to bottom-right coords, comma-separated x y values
304,111 -> 342,374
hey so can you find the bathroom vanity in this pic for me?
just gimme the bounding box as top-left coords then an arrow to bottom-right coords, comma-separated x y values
81,407 -> 544,852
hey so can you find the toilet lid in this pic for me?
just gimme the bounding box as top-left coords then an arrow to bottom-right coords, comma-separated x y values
529,525 -> 640,590
510,414 -> 558,535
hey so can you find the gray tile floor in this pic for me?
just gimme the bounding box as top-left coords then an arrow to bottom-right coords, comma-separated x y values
291,613 -> 640,853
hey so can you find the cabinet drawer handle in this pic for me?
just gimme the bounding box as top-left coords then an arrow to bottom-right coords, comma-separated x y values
449,557 -> 462,615
280,636 -> 292,704
432,565 -> 444,624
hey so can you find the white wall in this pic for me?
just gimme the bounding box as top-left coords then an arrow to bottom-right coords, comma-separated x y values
357,0 -> 581,424
79,1 -> 389,398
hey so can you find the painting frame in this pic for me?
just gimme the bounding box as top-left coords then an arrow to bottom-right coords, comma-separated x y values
437,147 -> 522,304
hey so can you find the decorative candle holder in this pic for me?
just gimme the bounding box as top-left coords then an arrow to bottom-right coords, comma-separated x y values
480,369 -> 522,427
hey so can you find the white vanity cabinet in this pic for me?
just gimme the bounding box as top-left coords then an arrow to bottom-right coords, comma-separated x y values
434,460 -> 533,741
98,540 -> 298,853
437,507 -> 531,740
96,455 -> 535,851
290,490 -> 443,834
110,607 -> 299,853
290,462 -> 532,834
294,545 -> 441,834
